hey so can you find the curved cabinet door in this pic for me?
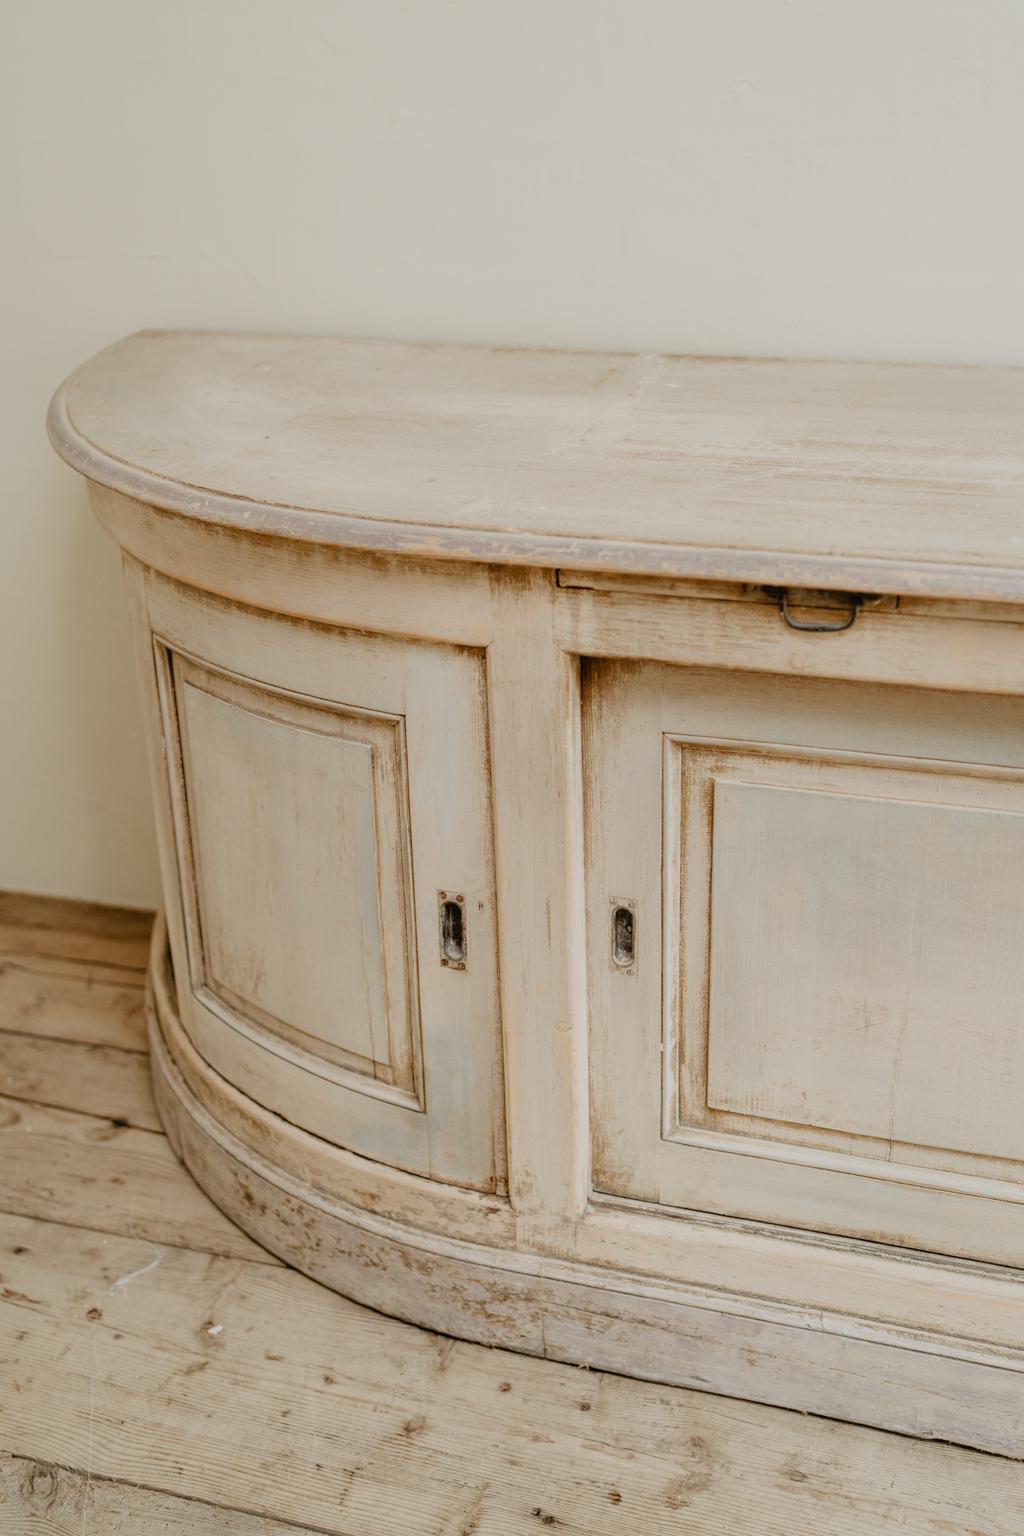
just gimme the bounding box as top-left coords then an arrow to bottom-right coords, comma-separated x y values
135,567 -> 504,1194
585,658 -> 1024,1265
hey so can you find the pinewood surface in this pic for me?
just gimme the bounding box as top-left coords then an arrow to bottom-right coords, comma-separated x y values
50,332 -> 1024,601
2,892 -> 1022,1534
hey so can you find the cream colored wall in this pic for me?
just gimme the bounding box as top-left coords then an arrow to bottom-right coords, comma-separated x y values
4,0 -> 1024,908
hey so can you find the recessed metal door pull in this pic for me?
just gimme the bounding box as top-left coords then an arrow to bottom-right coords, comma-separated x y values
610,900 -> 637,972
439,892 -> 467,970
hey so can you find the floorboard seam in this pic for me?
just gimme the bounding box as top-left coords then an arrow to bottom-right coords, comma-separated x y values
0,1025 -> 148,1055
1,1451 -> 350,1535
0,1207 -> 285,1268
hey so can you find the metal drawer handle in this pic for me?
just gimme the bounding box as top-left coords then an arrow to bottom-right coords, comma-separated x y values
764,586 -> 864,633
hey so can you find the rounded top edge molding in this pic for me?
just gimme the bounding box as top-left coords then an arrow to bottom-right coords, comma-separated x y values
47,329 -> 1024,601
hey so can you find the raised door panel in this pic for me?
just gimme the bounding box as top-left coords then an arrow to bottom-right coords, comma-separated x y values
143,572 -> 504,1193
176,660 -> 420,1100
585,659 -> 1024,1263
705,779 -> 1024,1163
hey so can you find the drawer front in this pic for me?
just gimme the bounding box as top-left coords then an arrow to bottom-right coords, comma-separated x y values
584,659 -> 1024,1262
143,574 -> 504,1193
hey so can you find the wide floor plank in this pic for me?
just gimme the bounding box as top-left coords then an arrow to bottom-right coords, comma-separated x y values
0,1456 -> 322,1536
0,1033 -> 159,1130
3,1209 -> 1022,1536
0,952 -> 148,1052
3,889 -> 1022,1534
0,1095 -> 277,1264
0,892 -> 153,972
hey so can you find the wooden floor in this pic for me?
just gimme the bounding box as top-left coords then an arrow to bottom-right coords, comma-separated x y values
1,894 -> 1022,1535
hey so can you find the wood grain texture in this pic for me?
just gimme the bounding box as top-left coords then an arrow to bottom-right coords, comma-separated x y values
586,656 -> 1024,1264
151,925 -> 1024,1355
707,780 -> 1024,1159
485,571 -> 589,1227
0,1034 -> 159,1130
0,1095 -> 275,1263
49,331 -> 1024,601
0,890 -> 152,970
151,936 -> 514,1249
120,547 -> 1024,1450
48,335 -> 1024,1466
559,579 -> 1024,696
140,566 -> 506,1191
0,951 -> 147,1051
93,487 -> 497,643
5,1208 -> 1024,1533
175,658 -> 419,1094
0,1459 -> 316,1536
151,947 -> 1024,1459
4,892 -> 1024,1533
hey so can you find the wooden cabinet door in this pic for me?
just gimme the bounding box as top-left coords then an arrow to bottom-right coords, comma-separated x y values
145,577 -> 504,1193
585,660 -> 1024,1263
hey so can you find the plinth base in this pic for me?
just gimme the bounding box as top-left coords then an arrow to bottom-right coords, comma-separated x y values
148,918 -> 1024,1457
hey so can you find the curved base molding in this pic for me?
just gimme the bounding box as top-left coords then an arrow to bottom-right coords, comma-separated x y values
149,923 -> 1024,1458
53,336 -> 1024,1462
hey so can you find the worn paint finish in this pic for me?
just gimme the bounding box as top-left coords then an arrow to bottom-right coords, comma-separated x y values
46,335 -> 1024,1454
7,824 -> 1024,1533
48,332 -> 1024,602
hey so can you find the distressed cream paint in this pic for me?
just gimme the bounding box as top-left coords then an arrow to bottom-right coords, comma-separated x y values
6,0 -> 1024,903
44,332 -> 1024,1451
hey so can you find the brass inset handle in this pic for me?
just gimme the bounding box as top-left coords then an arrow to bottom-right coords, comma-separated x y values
439,893 -> 467,970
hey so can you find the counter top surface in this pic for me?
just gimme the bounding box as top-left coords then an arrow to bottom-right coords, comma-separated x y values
48,330 -> 1024,599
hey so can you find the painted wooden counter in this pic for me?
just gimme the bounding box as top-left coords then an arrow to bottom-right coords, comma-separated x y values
48,332 -> 1024,1455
